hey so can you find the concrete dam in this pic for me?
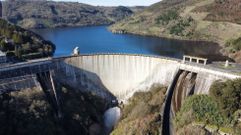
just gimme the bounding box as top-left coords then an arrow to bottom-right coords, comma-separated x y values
0,54 -> 240,102
52,54 -> 240,99
0,54 -> 241,134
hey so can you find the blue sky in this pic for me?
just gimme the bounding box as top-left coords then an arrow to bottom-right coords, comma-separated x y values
53,0 -> 161,6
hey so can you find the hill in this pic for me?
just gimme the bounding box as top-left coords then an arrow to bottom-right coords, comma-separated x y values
0,19 -> 55,60
110,0 -> 241,63
2,0 -> 134,29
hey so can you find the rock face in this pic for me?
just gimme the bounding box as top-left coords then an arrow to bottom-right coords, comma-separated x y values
3,0 -> 134,29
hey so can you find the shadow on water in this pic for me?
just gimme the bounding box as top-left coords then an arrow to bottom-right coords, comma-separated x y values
130,36 -> 231,61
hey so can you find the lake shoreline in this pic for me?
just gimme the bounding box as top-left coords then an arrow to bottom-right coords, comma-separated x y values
34,26 -> 228,61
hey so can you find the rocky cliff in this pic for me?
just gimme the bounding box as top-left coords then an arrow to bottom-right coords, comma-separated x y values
2,0 -> 135,29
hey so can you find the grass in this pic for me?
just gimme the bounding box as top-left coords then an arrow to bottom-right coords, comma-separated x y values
219,127 -> 233,134
192,121 -> 235,134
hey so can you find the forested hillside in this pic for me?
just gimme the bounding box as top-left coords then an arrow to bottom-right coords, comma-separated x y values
110,0 -> 241,63
175,79 -> 241,134
2,0 -> 135,29
0,19 -> 55,59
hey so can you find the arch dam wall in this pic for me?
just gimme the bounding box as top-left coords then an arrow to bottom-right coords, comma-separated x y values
53,55 -> 179,100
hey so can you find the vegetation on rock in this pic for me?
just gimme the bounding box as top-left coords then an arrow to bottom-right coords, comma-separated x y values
175,79 -> 241,134
175,124 -> 214,135
156,10 -> 179,25
225,37 -> 241,53
209,79 -> 241,118
175,95 -> 224,128
0,19 -> 55,59
110,0 -> 241,63
2,0 -> 136,29
194,0 -> 241,24
111,84 -> 167,135
0,86 -> 108,135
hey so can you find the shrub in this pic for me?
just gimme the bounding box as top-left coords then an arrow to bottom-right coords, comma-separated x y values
210,79 -> 241,117
225,37 -> 241,53
170,23 -> 185,36
0,19 -> 55,59
169,18 -> 193,36
175,95 -> 224,128
232,110 -> 241,126
156,10 -> 179,25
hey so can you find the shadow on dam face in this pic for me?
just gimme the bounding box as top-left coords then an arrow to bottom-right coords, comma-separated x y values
54,61 -> 118,106
53,55 -> 179,100
54,62 -> 122,134
162,70 -> 197,135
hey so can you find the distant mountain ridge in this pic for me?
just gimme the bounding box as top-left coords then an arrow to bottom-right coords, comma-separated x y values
1,0 -> 141,29
110,0 -> 241,63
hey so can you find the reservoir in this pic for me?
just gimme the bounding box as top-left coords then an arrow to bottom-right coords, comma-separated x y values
34,26 -> 227,60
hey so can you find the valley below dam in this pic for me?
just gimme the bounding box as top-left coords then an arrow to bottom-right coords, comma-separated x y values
1,0 -> 241,134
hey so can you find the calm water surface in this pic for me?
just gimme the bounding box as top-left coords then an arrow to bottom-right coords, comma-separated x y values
34,26 -> 227,60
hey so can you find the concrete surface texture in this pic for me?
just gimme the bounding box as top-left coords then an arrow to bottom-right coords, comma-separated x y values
53,54 -> 241,100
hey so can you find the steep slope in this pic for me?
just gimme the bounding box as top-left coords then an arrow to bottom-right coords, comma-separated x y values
2,0 -> 134,29
0,87 -> 108,135
111,85 -> 167,135
110,0 -> 241,62
0,19 -> 55,59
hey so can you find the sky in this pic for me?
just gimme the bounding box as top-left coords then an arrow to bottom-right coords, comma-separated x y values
53,0 -> 161,6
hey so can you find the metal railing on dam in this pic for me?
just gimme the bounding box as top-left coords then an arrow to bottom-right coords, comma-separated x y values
0,53 -> 240,99
0,58 -> 54,79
